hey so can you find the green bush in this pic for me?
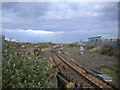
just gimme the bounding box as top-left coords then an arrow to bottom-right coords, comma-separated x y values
99,46 -> 115,56
2,41 -> 53,88
66,44 -> 75,47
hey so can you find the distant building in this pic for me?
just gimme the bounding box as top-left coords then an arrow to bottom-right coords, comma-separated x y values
88,34 -> 116,42
87,34 -> 117,47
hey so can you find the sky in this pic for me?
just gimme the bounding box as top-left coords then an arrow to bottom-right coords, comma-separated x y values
2,2 -> 118,43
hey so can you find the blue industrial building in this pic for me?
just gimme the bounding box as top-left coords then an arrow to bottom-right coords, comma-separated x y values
88,34 -> 116,42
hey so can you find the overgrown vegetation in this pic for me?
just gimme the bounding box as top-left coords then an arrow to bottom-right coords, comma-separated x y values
2,41 -> 53,88
100,64 -> 119,87
100,65 -> 119,72
99,46 -> 115,56
86,46 -> 119,58
20,42 -> 56,47
86,47 -> 101,54
65,43 -> 75,48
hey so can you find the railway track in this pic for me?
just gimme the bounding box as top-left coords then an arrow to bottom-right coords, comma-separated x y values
50,51 -> 115,89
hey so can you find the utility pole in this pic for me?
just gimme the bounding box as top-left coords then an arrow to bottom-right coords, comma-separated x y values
57,34 -> 58,44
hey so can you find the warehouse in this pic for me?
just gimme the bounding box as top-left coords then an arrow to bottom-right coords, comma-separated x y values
88,34 -> 116,42
87,34 -> 117,47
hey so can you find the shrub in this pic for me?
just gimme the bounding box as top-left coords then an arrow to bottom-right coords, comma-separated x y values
99,46 -> 114,56
2,41 -> 53,88
66,44 -> 75,48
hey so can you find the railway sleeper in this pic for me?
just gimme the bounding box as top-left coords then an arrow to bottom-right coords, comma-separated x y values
53,52 -> 114,89
66,73 -> 78,76
72,79 -> 84,82
71,77 -> 82,80
74,82 -> 92,89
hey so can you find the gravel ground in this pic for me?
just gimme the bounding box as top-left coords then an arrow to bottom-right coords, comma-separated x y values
62,46 -> 119,87
41,50 -> 51,61
62,47 -> 117,70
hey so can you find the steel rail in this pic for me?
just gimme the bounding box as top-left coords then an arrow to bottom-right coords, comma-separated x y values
55,52 -> 103,89
50,52 -> 100,89
51,51 -> 114,89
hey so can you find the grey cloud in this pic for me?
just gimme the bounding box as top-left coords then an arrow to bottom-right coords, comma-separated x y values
2,2 -> 51,19
2,2 -> 18,10
2,2 -> 118,43
93,2 -> 118,21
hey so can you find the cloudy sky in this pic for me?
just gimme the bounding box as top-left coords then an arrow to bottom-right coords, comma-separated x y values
2,2 -> 118,43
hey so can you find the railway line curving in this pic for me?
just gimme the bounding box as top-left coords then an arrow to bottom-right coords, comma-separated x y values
50,51 -> 116,89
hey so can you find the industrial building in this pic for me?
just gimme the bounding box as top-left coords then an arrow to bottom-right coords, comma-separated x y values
86,34 -> 117,47
88,34 -> 116,42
